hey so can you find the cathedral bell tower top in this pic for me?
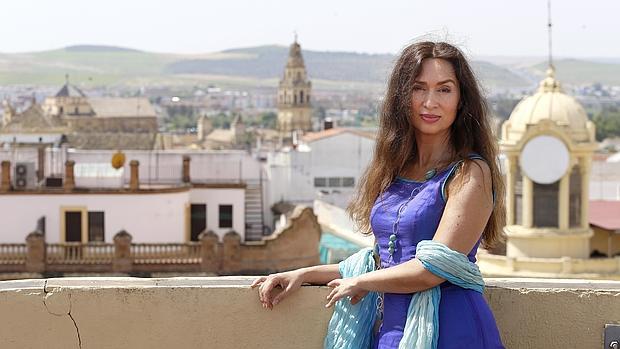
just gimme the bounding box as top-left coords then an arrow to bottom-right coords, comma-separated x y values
286,40 -> 305,69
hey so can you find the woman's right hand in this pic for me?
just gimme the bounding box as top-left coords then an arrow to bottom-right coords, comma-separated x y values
251,270 -> 305,309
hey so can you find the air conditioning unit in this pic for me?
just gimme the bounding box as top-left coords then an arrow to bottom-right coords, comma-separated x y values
14,162 -> 36,189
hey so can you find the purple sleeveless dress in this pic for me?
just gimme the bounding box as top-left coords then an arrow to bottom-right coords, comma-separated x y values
370,155 -> 504,349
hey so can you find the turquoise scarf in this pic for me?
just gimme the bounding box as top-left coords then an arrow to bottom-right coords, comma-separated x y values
323,240 -> 485,349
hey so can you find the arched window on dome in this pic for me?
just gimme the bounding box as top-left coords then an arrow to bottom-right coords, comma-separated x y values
533,180 -> 559,228
569,165 -> 581,228
514,166 -> 523,225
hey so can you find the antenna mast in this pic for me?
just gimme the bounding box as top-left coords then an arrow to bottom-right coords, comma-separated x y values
547,0 -> 553,69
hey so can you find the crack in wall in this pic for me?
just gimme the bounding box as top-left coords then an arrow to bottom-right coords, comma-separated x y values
42,279 -> 82,349
68,311 -> 82,349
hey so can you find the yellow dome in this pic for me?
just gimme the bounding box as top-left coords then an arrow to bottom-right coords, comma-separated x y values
503,67 -> 594,143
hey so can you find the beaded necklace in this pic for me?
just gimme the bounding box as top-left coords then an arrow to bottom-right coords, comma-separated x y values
375,167 -> 438,324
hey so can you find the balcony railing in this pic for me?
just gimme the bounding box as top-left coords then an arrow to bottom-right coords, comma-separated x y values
0,206 -> 321,277
0,244 -> 27,265
131,243 -> 202,264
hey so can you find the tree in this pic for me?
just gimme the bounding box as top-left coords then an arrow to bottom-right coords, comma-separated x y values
259,112 -> 277,129
592,107 -> 620,141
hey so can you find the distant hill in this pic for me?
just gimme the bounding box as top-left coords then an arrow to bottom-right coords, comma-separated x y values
163,45 -> 531,90
528,59 -> 620,86
63,45 -> 143,53
164,45 -> 394,83
0,44 -> 617,91
0,45 -> 178,86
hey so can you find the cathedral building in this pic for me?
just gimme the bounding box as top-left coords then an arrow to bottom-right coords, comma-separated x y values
276,38 -> 312,136
1,78 -> 158,150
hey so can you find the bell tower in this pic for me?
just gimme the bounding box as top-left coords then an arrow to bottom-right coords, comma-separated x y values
277,36 -> 312,136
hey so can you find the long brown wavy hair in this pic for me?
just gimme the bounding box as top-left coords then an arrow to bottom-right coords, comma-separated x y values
347,41 -> 505,249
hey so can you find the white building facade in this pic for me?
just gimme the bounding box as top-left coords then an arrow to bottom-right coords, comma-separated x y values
0,148 -> 266,243
0,186 -> 246,244
266,128 -> 375,209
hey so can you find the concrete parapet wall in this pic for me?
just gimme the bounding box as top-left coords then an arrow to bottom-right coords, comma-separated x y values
486,278 -> 620,349
479,253 -> 620,280
1,277 -> 620,348
0,277 -> 332,349
236,206 -> 321,274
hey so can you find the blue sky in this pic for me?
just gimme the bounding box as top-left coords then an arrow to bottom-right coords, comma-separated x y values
0,0 -> 618,58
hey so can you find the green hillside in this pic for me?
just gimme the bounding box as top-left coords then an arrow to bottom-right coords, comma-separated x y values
529,59 -> 620,85
0,45 -> 178,85
2,44 -> 603,92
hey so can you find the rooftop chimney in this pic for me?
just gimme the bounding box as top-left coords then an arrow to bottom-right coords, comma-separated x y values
129,160 -> 140,191
64,160 -> 75,191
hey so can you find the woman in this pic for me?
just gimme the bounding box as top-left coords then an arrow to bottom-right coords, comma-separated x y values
252,41 -> 505,349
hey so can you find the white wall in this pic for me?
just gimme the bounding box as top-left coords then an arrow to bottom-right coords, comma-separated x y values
189,188 -> 245,240
590,160 -> 620,200
0,187 -> 246,243
66,149 -> 262,185
267,132 -> 375,209
0,191 -> 188,243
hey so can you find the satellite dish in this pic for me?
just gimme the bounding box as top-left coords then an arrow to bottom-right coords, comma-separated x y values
519,135 -> 569,184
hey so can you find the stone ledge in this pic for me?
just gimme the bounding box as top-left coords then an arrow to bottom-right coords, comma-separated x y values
1,277 -> 619,349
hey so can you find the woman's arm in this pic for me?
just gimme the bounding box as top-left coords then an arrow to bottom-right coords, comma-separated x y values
252,263 -> 341,309
326,159 -> 494,306
299,263 -> 342,284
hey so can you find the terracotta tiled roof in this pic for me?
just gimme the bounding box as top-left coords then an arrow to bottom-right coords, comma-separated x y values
301,128 -> 376,143
1,104 -> 68,132
592,153 -> 610,162
66,132 -> 157,150
205,129 -> 234,143
589,200 -> 620,231
89,98 -> 156,118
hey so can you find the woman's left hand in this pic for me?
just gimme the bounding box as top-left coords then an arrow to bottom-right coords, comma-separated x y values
325,278 -> 368,308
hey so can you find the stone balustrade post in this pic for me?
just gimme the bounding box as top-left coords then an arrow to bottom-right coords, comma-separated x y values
25,231 -> 45,273
561,256 -> 573,274
64,160 -> 75,191
182,156 -> 191,184
506,256 -> 516,272
129,160 -> 139,191
1,161 -> 11,192
199,230 -> 220,273
221,231 -> 242,275
113,230 -> 133,273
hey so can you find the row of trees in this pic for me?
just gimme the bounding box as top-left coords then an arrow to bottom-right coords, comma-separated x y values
162,104 -> 277,133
